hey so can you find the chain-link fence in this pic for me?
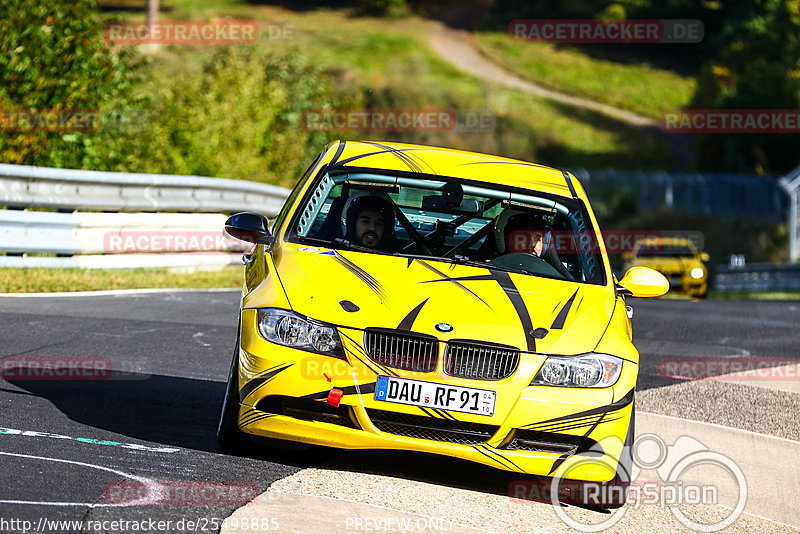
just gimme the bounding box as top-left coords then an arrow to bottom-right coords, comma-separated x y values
572,169 -> 789,222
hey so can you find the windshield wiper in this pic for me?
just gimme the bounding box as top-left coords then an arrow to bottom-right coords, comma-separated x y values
297,236 -> 336,247
451,254 -> 489,267
298,235 -> 395,256
450,254 -> 529,276
403,251 -> 529,276
332,237 -> 382,254
403,253 -> 458,265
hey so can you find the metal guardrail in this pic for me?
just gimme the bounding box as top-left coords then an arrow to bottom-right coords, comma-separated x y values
3,162 -> 798,272
0,163 -> 289,213
0,164 -> 290,269
714,263 -> 800,293
0,211 -> 248,255
0,253 -> 244,270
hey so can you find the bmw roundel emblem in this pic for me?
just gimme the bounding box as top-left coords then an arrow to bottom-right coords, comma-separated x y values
435,322 -> 454,333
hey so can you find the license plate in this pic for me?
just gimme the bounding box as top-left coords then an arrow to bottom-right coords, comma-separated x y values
374,375 -> 496,416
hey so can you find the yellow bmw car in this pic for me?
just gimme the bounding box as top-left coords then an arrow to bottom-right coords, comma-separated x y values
626,237 -> 710,298
218,141 -> 667,501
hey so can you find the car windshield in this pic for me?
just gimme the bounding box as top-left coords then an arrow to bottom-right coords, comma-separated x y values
285,169 -> 606,285
635,244 -> 696,258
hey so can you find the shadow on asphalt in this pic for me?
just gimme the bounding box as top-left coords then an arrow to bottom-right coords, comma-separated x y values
322,446 -> 549,499
7,372 -> 227,452
5,371 -> 316,469
5,372 -> 608,511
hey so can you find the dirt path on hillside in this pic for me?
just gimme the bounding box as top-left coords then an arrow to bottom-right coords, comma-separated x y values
426,22 -> 657,127
426,22 -> 693,169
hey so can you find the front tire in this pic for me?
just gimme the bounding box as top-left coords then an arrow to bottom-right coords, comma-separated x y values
695,285 -> 708,299
217,336 -> 245,450
600,402 -> 635,509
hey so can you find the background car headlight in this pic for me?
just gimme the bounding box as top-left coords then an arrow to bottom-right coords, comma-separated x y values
531,354 -> 622,388
257,309 -> 343,356
690,267 -> 705,279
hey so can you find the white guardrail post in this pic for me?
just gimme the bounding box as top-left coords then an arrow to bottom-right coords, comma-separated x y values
779,165 -> 800,263
0,163 -> 290,269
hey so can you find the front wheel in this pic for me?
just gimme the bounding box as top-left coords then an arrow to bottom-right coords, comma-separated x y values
217,336 -> 245,450
695,286 -> 709,299
599,402 -> 635,509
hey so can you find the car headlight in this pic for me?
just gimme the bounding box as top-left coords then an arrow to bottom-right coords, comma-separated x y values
690,267 -> 704,279
257,309 -> 344,357
531,354 -> 623,388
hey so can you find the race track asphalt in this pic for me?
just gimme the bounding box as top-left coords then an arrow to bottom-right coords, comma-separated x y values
0,290 -> 797,533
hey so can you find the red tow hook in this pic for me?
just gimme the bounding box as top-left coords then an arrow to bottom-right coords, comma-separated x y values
326,388 -> 344,407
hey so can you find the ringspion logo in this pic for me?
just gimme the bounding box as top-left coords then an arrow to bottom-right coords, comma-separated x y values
511,433 -> 747,532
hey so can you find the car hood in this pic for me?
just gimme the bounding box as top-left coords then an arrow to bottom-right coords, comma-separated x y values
272,244 -> 616,355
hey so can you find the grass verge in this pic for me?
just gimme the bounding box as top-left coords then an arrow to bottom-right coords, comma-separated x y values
0,267 -> 241,293
101,3 -> 675,173
472,31 -> 696,120
709,291 -> 800,301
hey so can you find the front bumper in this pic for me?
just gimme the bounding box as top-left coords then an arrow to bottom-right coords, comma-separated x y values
660,271 -> 707,295
236,310 -> 636,481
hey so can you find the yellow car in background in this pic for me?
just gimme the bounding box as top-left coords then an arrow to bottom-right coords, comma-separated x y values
218,140 -> 668,506
627,237 -> 710,298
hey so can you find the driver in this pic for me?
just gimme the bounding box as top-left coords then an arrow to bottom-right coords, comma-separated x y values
499,211 -> 553,257
343,195 -> 396,250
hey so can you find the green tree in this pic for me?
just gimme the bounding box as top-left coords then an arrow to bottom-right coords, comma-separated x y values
124,47 -> 363,187
356,0 -> 408,16
0,0 -> 142,169
692,0 -> 800,174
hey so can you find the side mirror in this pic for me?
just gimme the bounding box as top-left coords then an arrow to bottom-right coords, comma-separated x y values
616,266 -> 668,298
225,212 -> 273,245
700,252 -> 710,262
